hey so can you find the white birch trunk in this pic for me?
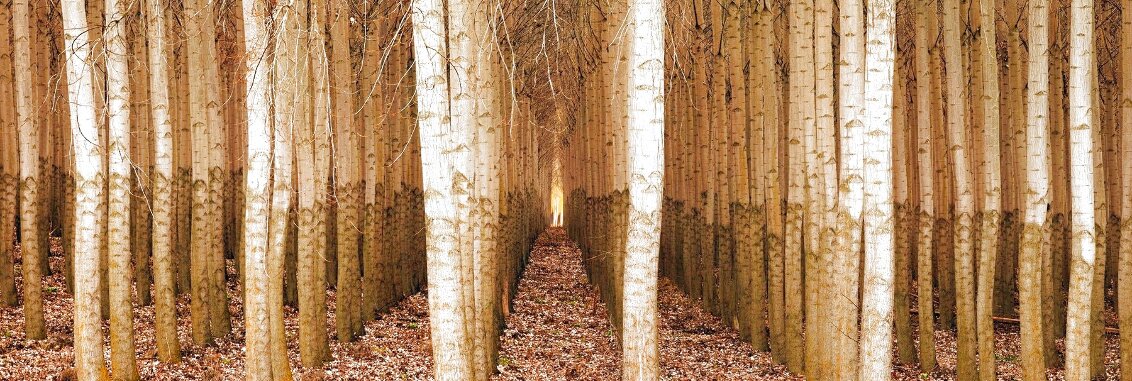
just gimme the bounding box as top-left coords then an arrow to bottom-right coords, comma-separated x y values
241,0 -> 275,378
13,0 -> 43,341
621,0 -> 664,378
105,0 -> 139,377
858,0 -> 896,377
144,0 -> 181,362
411,0 -> 472,377
60,0 -> 109,376
1064,0 -> 1098,376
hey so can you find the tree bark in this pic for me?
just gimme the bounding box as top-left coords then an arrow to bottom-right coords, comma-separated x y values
913,0 -> 937,368
293,0 -> 332,361
1064,0 -> 1098,375
975,0 -> 1003,377
1120,0 -> 1132,375
241,0 -> 276,377
60,0 -> 110,376
859,0 -> 897,377
1020,0 -> 1052,377
323,0 -> 353,356
184,0 -> 218,344
412,0 -> 473,377
0,0 -> 18,308
785,0 -> 810,371
833,0 -> 866,376
942,0 -> 978,376
621,0 -> 664,378
145,0 -> 182,363
13,0 -> 44,341
105,0 -> 140,377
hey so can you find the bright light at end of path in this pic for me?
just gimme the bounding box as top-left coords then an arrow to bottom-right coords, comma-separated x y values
551,151 -> 564,227
551,184 -> 564,227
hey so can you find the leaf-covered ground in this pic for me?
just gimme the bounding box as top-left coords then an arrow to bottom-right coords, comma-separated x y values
0,234 -> 1123,380
0,241 -> 435,380
494,229 -> 621,380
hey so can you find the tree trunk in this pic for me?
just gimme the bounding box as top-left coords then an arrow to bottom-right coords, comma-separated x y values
203,0 -> 230,339
60,0 -> 110,376
914,0 -> 937,368
1064,0 -> 1098,375
13,0 -> 44,341
411,0 -> 473,377
322,0 -> 352,357
621,0 -> 664,377
1020,0 -> 1052,377
785,0 -> 810,371
835,0 -> 866,376
0,0 -> 18,308
446,0 -> 483,374
105,0 -> 139,377
1120,0 -> 1132,374
859,0 -> 897,377
293,0 -> 332,361
184,0 -> 217,344
241,0 -> 277,377
360,0 -> 387,322
130,13 -> 154,307
975,0 -> 1003,377
892,52 -> 916,365
145,0 -> 182,363
941,0 -> 977,375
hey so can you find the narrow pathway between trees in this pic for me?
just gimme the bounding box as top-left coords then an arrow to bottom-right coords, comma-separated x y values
494,228 -> 621,379
496,228 -> 798,380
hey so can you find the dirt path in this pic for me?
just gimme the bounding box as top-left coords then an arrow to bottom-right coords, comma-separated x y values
494,228 -> 621,380
496,228 -> 800,380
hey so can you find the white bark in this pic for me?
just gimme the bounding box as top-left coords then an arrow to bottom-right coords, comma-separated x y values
13,0 -> 43,341
411,0 -> 472,377
241,0 -> 274,378
837,0 -> 866,375
621,0 -> 664,378
859,0 -> 896,377
1064,0 -> 1098,377
60,0 -> 109,376
105,0 -> 139,376
1021,0 -> 1052,377
145,0 -> 181,362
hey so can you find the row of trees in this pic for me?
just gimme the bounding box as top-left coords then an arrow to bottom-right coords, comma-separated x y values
2,0 -> 547,379
636,0 -> 1129,380
562,0 -> 667,378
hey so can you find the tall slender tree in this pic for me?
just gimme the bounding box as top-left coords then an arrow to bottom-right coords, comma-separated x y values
942,0 -> 978,376
0,0 -> 17,308
241,0 -> 277,377
784,0 -> 810,371
13,0 -> 44,341
330,0 -> 359,341
105,0 -> 139,377
913,0 -> 937,368
975,0 -> 1003,377
184,0 -> 221,343
1064,0 -> 1099,375
60,0 -> 110,376
621,0 -> 664,377
146,0 -> 182,363
412,0 -> 473,377
835,0 -> 866,375
1120,0 -> 1132,375
859,0 -> 897,376
1020,0 -> 1052,377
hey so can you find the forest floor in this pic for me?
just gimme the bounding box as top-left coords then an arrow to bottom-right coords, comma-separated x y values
0,233 -> 1123,380
491,228 -> 796,380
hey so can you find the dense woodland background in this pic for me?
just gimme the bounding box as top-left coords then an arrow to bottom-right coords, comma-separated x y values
0,0 -> 1130,379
